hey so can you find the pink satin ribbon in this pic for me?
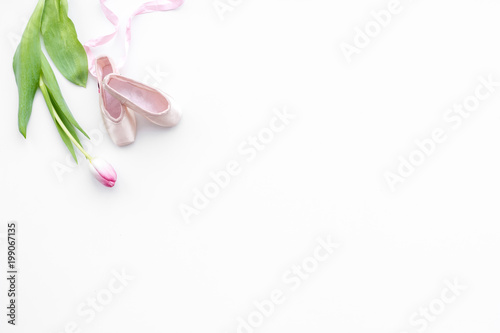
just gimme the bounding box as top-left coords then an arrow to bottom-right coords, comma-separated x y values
84,0 -> 184,78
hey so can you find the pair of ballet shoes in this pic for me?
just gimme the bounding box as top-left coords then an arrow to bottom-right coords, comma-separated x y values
96,56 -> 182,146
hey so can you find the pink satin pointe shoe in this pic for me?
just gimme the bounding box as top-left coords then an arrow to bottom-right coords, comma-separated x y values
102,74 -> 182,128
96,56 -> 137,146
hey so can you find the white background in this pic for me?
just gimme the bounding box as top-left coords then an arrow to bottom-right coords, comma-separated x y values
1,0 -> 500,332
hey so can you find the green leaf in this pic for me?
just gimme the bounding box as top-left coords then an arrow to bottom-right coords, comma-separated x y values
48,99 -> 78,162
40,53 -> 89,139
60,0 -> 68,14
13,0 -> 45,138
40,75 -> 83,163
41,0 -> 88,87
49,90 -> 83,163
49,90 -> 82,147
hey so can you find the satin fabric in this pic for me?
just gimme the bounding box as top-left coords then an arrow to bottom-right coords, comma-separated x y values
96,56 -> 137,146
103,74 -> 182,127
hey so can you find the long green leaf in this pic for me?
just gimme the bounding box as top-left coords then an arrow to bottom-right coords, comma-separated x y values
40,54 -> 89,139
48,100 -> 78,162
49,90 -> 82,148
13,0 -> 45,138
40,76 -> 82,163
41,0 -> 88,87
60,0 -> 68,14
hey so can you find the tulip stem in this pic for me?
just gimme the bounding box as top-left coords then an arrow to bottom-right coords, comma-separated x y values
39,79 -> 92,161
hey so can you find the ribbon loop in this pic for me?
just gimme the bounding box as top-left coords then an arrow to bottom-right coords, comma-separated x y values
85,0 -> 184,78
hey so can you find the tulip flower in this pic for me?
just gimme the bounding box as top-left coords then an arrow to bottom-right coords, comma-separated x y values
89,158 -> 117,187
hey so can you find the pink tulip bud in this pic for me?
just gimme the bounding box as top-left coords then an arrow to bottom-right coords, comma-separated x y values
89,158 -> 117,187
